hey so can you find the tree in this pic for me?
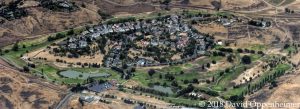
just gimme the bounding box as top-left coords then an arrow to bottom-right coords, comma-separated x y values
192,78 -> 199,84
180,71 -> 184,75
87,77 -> 95,83
183,80 -> 189,84
227,55 -> 234,63
148,69 -> 156,77
241,55 -> 252,64
270,81 -> 278,88
212,60 -> 216,64
12,41 -> 19,51
171,81 -> 178,87
229,94 -> 244,102
161,0 -> 171,5
206,63 -> 211,68
67,29 -> 75,35
97,10 -> 112,20
0,48 -> 2,55
159,74 -> 162,79
211,1 -> 221,11
4,49 -> 9,53
56,33 -> 65,39
23,66 -> 30,72
81,2 -> 86,8
191,20 -> 197,24
237,48 -> 243,53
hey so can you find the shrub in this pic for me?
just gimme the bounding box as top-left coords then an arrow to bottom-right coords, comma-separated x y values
241,55 -> 251,64
148,69 -> 156,77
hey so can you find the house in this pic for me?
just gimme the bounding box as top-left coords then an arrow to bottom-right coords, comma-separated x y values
140,40 -> 150,47
136,59 -> 146,66
79,40 -> 87,48
261,21 -> 268,28
69,37 -> 77,43
176,37 -> 189,48
88,28 -> 94,33
58,1 -> 72,8
217,40 -> 223,45
87,82 -> 113,93
79,96 -> 95,103
91,32 -> 100,38
218,18 -> 231,26
150,40 -> 159,46
68,43 -> 77,49
81,31 -> 90,35
57,41 -> 67,46
134,104 -> 146,109
134,22 -> 141,30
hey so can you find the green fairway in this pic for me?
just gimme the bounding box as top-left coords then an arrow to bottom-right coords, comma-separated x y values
213,65 -> 246,91
267,0 -> 285,5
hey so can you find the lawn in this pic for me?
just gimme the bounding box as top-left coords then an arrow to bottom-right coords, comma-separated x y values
249,44 -> 266,51
212,65 -> 246,91
165,97 -> 204,107
250,54 -> 262,62
222,86 -> 247,100
254,63 -> 291,84
2,38 -> 54,68
160,66 -> 183,73
284,46 -> 297,53
267,0 -> 285,5
36,64 -> 60,80
222,63 -> 291,100
133,67 -> 200,88
281,0 -> 296,5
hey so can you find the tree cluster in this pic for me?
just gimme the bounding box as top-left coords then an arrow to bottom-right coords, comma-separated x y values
47,33 -> 66,42
39,0 -> 79,12
132,86 -> 169,96
176,84 -> 194,97
0,0 -> 28,20
97,10 -> 112,20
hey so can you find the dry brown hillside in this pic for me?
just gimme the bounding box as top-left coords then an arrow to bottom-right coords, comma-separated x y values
0,7 -> 101,46
0,64 -> 67,109
0,0 -> 157,47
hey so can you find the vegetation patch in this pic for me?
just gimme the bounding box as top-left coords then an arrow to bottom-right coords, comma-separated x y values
0,0 -> 28,20
39,0 -> 79,12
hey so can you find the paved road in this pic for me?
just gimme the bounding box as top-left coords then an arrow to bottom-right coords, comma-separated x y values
55,92 -> 74,109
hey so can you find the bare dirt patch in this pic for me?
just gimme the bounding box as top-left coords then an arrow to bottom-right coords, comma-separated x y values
123,80 -> 140,88
207,60 -> 231,71
26,48 -> 104,67
103,90 -> 171,108
222,0 -> 268,11
290,52 -> 300,65
232,61 -> 265,85
193,23 -> 228,40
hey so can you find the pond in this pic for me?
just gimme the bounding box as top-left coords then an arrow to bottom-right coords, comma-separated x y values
59,70 -> 111,79
152,85 -> 174,94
